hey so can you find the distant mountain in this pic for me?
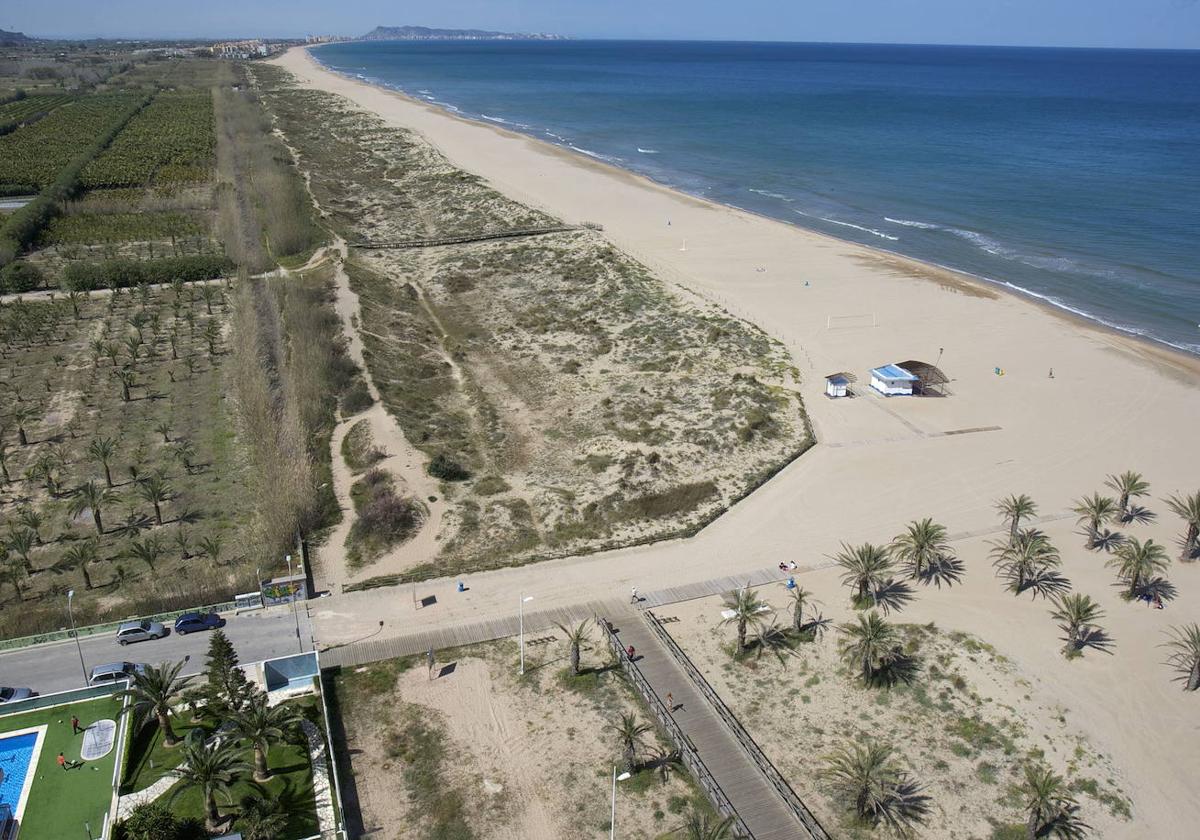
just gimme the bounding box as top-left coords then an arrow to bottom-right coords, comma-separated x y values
360,26 -> 566,42
0,29 -> 33,45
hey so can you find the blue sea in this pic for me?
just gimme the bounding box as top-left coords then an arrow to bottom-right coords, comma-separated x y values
312,41 -> 1200,354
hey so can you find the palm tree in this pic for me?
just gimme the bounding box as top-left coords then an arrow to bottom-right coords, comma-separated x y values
198,535 -> 223,566
675,811 -> 735,840
231,694 -> 301,782
1161,623 -> 1200,692
126,534 -> 165,572
1164,491 -> 1200,561
0,438 -> 10,483
1021,763 -> 1090,840
2,548 -> 27,601
1049,594 -> 1104,656
1105,471 -> 1149,518
834,542 -> 893,607
6,528 -> 36,575
785,586 -> 817,635
11,403 -> 38,446
991,528 -> 1062,595
16,507 -> 43,543
115,367 -> 137,402
820,738 -> 929,834
153,421 -> 171,443
69,480 -> 111,534
1107,537 -> 1169,598
998,494 -> 1038,545
87,437 -> 117,487
1072,493 -> 1118,549
890,518 -> 952,580
238,793 -> 288,840
555,620 -> 590,676
168,738 -> 249,833
719,586 -> 770,655
837,611 -> 901,685
121,660 -> 193,747
612,712 -> 651,774
61,539 -> 98,590
173,439 -> 196,474
138,472 -> 173,525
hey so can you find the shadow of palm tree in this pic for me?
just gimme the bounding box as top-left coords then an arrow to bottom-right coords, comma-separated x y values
1132,576 -> 1178,605
742,621 -> 798,666
871,650 -> 921,688
889,779 -> 933,826
869,578 -> 915,615
1092,529 -> 1125,552
799,614 -> 833,641
1010,568 -> 1071,600
1121,505 -> 1156,525
917,556 -> 965,589
1071,626 -> 1115,656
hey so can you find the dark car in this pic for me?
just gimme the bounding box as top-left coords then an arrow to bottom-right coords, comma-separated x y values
174,611 -> 226,635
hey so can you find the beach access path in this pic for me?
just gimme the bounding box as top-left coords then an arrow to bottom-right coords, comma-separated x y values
277,47 -> 1200,840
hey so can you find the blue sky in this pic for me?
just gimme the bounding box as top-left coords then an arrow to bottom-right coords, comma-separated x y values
4,0 -> 1198,49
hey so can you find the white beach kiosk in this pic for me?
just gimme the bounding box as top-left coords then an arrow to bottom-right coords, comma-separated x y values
869,363 -> 919,396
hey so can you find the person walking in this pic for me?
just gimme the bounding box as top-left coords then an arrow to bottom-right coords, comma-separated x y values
57,752 -> 69,771
71,715 -> 83,735
666,692 -> 674,711
626,644 -> 636,659
630,587 -> 639,604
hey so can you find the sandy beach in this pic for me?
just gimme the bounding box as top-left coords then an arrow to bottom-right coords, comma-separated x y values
274,46 -> 1199,839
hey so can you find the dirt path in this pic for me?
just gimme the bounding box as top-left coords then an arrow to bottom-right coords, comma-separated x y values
315,242 -> 446,594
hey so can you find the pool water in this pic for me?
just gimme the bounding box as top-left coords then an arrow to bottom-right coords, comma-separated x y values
0,732 -> 38,818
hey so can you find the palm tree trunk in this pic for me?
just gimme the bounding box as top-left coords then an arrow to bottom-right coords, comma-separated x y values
103,464 -> 112,487
1026,814 -> 1039,840
1010,519 -> 1019,546
206,789 -> 220,832
92,509 -> 103,534
81,564 -> 93,590
1184,524 -> 1198,561
254,744 -> 270,781
158,709 -> 178,746
570,644 -> 580,676
153,501 -> 162,525
737,619 -> 746,654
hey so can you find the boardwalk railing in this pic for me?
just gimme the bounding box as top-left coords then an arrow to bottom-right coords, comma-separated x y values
348,225 -> 581,250
643,610 -> 832,840
600,620 -> 754,840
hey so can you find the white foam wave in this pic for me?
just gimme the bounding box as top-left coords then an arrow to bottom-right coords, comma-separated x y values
637,148 -> 660,154
749,188 -> 793,202
794,210 -> 898,241
884,216 -> 939,230
481,114 -> 531,128
569,144 -> 622,164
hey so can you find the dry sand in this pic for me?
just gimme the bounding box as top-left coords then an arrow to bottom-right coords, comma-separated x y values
276,47 -> 1200,839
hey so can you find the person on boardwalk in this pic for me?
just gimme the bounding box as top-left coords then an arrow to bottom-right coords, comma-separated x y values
626,644 -> 636,659
630,587 -> 639,604
666,692 -> 674,711
71,714 -> 82,735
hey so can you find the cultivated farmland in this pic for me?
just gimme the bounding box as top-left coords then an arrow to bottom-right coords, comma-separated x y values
82,91 -> 215,189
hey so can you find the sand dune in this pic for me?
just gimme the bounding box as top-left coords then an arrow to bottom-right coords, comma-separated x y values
275,46 -> 1200,839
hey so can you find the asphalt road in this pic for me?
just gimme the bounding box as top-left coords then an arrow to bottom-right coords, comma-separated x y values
0,603 -> 314,696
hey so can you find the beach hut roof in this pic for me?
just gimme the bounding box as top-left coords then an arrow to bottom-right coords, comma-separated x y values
825,371 -> 857,383
871,364 -> 918,381
897,360 -> 949,386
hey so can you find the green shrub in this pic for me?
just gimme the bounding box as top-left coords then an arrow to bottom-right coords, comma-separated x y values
428,453 -> 471,482
472,475 -> 510,496
341,419 -> 383,472
0,260 -> 44,293
61,255 -> 234,291
340,377 -> 373,415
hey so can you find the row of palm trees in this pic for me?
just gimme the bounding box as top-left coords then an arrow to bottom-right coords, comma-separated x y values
120,657 -> 304,834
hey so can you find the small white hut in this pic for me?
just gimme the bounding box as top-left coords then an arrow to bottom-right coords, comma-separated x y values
825,373 -> 850,398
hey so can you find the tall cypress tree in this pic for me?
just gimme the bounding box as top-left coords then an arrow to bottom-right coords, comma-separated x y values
203,629 -> 254,711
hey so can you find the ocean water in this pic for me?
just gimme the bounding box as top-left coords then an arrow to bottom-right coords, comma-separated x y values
312,41 -> 1200,354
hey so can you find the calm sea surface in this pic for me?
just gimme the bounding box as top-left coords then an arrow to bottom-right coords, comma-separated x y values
313,41 -> 1200,353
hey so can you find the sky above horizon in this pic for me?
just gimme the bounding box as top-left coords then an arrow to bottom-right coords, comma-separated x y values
3,0 -> 1199,49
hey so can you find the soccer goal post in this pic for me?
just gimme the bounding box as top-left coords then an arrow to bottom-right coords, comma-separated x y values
826,312 -> 877,329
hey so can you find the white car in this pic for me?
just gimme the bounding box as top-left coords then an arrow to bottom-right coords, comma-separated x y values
89,661 -> 146,686
115,619 -> 167,645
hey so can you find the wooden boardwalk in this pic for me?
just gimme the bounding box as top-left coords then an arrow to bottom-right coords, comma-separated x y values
609,613 -> 826,840
319,598 -> 621,668
347,225 -> 581,250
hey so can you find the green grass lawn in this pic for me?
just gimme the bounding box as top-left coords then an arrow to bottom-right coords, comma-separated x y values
0,695 -> 124,839
120,696 -> 320,838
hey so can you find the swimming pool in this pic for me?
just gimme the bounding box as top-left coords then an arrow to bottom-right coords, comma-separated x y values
0,728 -> 44,827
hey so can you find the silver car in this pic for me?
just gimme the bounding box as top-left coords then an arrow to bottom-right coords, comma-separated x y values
115,619 -> 167,645
89,661 -> 146,686
0,686 -> 34,703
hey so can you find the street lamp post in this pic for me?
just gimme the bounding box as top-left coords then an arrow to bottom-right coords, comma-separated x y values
285,554 -> 303,653
518,595 -> 534,674
610,765 -> 632,839
66,589 -> 88,686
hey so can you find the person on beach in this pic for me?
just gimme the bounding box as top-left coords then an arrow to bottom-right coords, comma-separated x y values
666,692 -> 674,710
630,587 -> 638,604
71,715 -> 82,735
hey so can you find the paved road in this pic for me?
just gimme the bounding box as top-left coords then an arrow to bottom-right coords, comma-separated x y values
0,604 -> 313,696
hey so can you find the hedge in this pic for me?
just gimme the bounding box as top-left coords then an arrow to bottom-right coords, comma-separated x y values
0,260 -> 45,294
62,254 -> 234,291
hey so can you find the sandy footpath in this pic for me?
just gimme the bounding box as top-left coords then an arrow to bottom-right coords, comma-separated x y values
275,47 -> 1200,839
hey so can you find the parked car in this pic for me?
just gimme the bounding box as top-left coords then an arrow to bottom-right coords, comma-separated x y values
174,611 -> 226,635
115,619 -> 167,645
88,662 -> 146,686
0,686 -> 35,703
